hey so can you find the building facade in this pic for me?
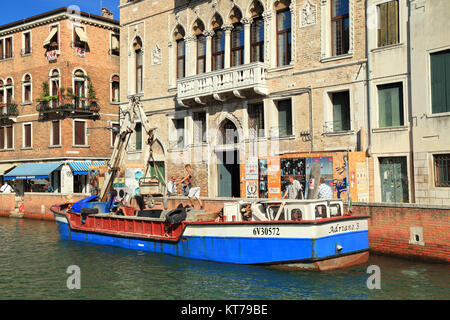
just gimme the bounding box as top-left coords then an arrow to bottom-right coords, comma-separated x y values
119,0 -> 370,201
0,7 -> 120,195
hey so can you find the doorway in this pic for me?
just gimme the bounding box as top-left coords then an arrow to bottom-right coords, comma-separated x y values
379,157 -> 409,203
217,150 -> 240,198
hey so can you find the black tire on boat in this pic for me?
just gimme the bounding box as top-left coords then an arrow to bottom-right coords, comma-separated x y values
165,208 -> 187,225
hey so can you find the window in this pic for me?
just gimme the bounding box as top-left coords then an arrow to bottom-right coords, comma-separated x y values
277,9 -> 291,66
434,154 -> 450,187
111,33 -> 120,56
5,78 -> 13,106
51,120 -> 60,146
276,99 -> 292,136
176,38 -> 186,79
430,49 -> 450,114
111,75 -> 120,103
378,82 -> 404,127
212,29 -> 225,71
73,69 -> 86,109
251,17 -> 265,63
6,125 -> 13,149
0,127 -> 3,149
44,25 -> 59,51
135,122 -> 142,151
315,205 -> 328,219
193,112 -> 206,144
331,0 -> 350,56
50,69 -> 60,108
248,103 -> 265,138
377,0 -> 399,47
331,91 -> 351,132
23,123 -> 32,148
22,74 -> 32,104
0,39 -> 3,60
135,48 -> 143,93
74,120 -> 86,146
23,31 -> 32,55
197,34 -> 206,74
173,118 -> 185,148
73,26 -> 88,49
3,37 -> 13,59
231,23 -> 245,67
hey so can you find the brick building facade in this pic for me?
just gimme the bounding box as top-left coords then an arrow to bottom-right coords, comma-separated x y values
0,7 -> 120,195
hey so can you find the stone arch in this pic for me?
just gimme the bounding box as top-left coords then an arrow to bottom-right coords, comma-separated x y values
227,4 -> 244,24
247,0 -> 266,19
191,17 -> 206,36
273,0 -> 291,11
214,112 -> 243,145
172,24 -> 186,40
209,11 -> 224,30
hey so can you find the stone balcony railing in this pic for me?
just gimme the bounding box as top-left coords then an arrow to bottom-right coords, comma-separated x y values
177,62 -> 268,106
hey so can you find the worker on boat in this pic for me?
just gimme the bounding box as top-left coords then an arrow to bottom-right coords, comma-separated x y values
179,164 -> 204,210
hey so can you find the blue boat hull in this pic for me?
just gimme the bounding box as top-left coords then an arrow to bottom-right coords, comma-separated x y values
54,212 -> 369,269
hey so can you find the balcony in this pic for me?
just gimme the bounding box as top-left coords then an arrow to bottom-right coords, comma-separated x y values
36,96 -> 100,120
177,62 -> 268,106
0,104 -> 18,125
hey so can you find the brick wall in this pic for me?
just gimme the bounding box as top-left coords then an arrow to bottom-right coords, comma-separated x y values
22,193 -> 88,220
0,194 -> 16,217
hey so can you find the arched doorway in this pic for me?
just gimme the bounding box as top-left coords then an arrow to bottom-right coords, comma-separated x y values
216,119 -> 240,198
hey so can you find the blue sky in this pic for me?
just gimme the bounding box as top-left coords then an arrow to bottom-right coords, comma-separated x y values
0,0 -> 120,25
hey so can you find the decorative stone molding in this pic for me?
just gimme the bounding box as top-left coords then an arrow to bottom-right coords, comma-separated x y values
152,44 -> 162,65
300,0 -> 317,28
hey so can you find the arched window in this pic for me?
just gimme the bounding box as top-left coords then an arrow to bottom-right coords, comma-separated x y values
174,26 -> 186,79
275,0 -> 292,66
193,19 -> 206,74
211,13 -> 225,71
73,69 -> 87,109
133,37 -> 143,93
22,74 -> 32,104
250,0 -> 265,63
111,75 -> 120,103
0,79 -> 4,106
230,7 -> 244,67
5,78 -> 13,106
219,119 -> 239,145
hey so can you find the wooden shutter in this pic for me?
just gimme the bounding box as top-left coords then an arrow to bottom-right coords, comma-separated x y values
52,121 -> 60,145
0,127 -> 4,149
6,126 -> 13,149
431,50 -> 450,114
74,121 -> 85,145
378,83 -> 403,127
378,1 -> 399,47
24,124 -> 31,147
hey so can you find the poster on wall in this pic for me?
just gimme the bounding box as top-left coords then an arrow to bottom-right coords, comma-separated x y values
125,168 -> 144,197
245,157 -> 258,180
267,157 -> 281,199
356,162 -> 369,202
305,157 -> 334,198
246,181 -> 258,198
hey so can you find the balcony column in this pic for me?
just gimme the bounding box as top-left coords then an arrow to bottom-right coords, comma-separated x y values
185,35 -> 196,77
204,30 -> 214,73
242,18 -> 253,65
223,24 -> 233,69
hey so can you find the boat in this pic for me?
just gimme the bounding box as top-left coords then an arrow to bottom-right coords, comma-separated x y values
51,198 -> 369,271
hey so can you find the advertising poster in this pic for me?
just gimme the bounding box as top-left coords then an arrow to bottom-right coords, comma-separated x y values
305,157 -> 333,198
267,157 -> 281,199
245,157 -> 259,180
245,181 -> 258,198
125,168 -> 144,196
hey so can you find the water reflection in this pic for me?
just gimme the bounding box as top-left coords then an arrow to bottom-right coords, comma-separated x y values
0,218 -> 448,300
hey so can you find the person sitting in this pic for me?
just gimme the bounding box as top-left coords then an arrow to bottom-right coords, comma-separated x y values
167,175 -> 178,196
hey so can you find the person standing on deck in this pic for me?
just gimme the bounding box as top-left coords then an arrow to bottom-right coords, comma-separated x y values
179,164 -> 204,210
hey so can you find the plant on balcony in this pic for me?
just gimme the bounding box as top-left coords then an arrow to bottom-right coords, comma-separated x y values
35,81 -> 57,104
86,76 -> 97,102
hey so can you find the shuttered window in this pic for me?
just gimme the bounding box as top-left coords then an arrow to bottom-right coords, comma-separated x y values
52,120 -> 60,146
135,122 -> 142,150
6,125 -> 13,149
0,127 -> 4,149
24,124 -> 31,148
434,154 -> 450,187
378,0 -> 399,47
332,91 -> 351,132
378,82 -> 404,127
431,50 -> 450,114
74,121 -> 86,146
248,103 -> 265,138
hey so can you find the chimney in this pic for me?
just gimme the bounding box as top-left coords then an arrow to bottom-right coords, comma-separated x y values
101,8 -> 113,19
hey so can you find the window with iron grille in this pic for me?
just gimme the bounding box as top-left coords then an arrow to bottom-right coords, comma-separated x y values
434,154 -> 450,187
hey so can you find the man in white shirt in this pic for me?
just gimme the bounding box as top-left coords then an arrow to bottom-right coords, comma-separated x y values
0,181 -> 12,193
317,177 -> 333,199
166,175 -> 178,196
282,175 -> 303,200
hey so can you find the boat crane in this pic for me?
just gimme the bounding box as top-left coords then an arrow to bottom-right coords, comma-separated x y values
98,95 -> 164,204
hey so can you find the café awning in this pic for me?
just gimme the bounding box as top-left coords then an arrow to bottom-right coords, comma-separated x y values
43,27 -> 58,46
4,162 -> 63,180
68,161 -> 106,175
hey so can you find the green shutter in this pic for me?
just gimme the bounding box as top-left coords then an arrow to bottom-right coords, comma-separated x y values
431,50 -> 450,114
277,100 -> 292,136
378,83 -> 403,127
333,91 -> 350,131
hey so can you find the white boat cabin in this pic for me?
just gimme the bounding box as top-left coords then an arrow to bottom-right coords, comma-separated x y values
223,199 -> 345,222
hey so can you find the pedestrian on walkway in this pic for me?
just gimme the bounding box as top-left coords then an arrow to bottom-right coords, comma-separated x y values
179,164 -> 204,210
282,175 -> 304,200
0,181 -> 12,193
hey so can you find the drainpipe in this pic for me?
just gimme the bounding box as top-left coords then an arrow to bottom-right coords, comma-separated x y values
365,0 -> 372,158
308,87 -> 314,152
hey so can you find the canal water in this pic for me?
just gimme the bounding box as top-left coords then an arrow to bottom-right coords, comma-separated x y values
0,217 -> 448,300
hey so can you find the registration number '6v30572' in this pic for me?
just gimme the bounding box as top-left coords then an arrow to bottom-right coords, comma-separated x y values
252,227 -> 280,236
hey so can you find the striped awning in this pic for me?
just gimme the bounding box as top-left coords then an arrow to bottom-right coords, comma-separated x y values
68,161 -> 106,175
4,162 -> 63,180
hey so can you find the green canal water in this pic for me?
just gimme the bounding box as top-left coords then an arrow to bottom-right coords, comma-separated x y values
0,217 -> 448,300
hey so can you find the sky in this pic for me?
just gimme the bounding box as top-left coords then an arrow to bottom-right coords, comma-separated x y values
0,0 -> 121,25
